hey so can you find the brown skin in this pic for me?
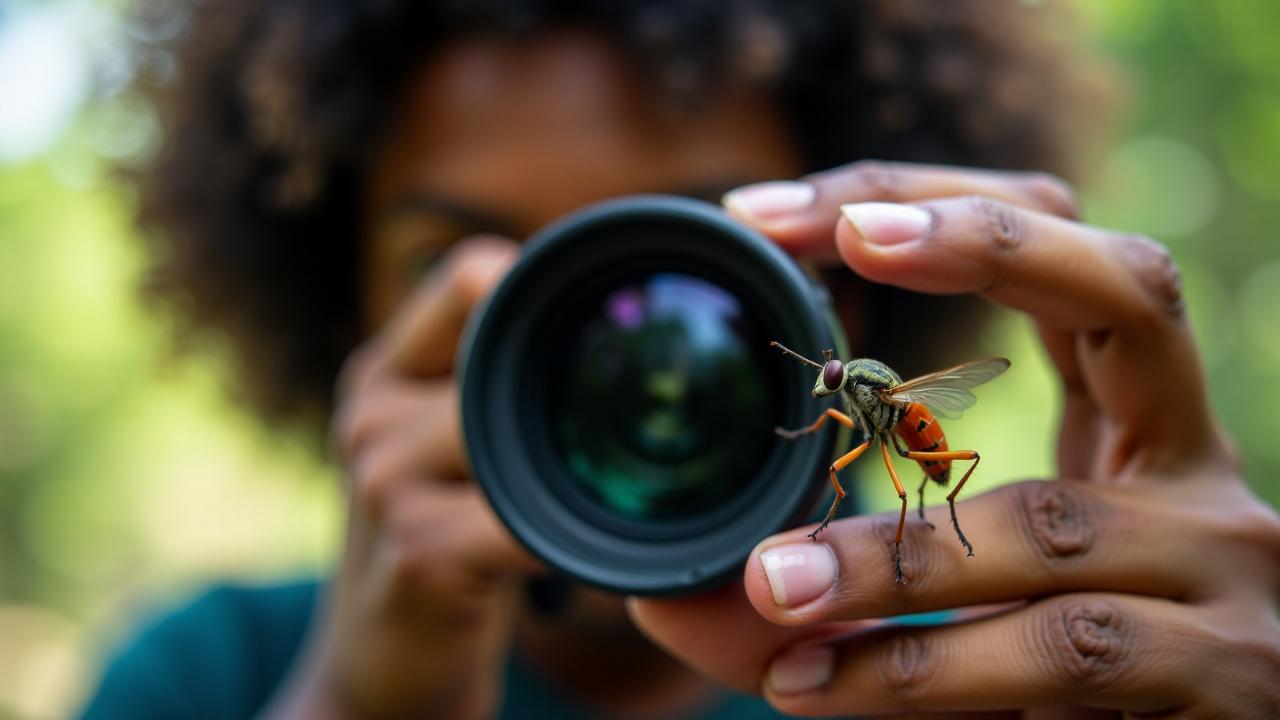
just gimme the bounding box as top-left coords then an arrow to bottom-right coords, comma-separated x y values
361,32 -> 802,327
635,164 -> 1280,718
267,32 -> 801,719
266,31 -> 1280,720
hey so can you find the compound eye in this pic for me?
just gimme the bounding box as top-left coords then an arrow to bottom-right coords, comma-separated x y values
822,359 -> 845,391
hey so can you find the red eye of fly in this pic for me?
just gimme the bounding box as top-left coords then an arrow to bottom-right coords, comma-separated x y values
822,359 -> 844,390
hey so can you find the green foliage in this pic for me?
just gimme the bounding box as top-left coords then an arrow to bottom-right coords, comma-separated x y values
0,1 -> 1277,717
860,1 -> 1280,515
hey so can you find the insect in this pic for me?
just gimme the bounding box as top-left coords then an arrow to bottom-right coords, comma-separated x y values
771,341 -> 1010,583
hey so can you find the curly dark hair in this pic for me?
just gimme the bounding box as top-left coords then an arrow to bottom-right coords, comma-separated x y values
130,0 -> 1106,428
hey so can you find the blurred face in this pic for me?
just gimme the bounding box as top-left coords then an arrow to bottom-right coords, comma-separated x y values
361,30 -> 803,327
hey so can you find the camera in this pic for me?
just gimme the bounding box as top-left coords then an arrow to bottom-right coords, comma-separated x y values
459,195 -> 851,596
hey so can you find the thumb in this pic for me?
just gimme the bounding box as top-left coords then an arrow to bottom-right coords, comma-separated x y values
381,235 -> 520,378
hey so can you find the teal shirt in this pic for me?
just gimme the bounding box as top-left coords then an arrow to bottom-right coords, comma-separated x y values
79,580 -> 791,720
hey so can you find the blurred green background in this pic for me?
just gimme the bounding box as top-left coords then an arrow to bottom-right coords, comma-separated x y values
1,1 -> 1278,717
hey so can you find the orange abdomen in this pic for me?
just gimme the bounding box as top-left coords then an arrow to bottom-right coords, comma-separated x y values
894,403 -> 951,485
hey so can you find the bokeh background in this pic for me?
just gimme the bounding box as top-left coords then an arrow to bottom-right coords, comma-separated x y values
1,1 -> 1278,717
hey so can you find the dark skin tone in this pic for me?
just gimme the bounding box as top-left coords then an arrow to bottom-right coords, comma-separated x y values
359,32 -> 802,326
640,171 -> 1280,717
268,30 -> 1280,720
268,32 -> 802,719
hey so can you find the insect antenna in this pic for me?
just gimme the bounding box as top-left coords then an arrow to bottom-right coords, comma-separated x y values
770,340 -> 822,369
822,349 -> 833,363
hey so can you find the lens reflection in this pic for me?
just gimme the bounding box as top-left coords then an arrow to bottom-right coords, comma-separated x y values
553,273 -> 777,520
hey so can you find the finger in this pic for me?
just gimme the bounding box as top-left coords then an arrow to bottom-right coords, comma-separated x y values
341,384 -> 469,504
384,481 -> 544,580
763,593 -> 1200,717
1036,321 -> 1102,480
745,481 -> 1210,625
723,161 -> 1079,260
333,377 -> 464,474
627,585 -> 872,694
376,235 -> 519,378
833,196 -> 1214,467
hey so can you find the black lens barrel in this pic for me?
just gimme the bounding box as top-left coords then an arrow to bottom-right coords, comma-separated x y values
459,196 -> 847,596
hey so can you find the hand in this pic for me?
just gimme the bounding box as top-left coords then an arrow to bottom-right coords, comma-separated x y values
631,162 -> 1280,718
266,237 -> 543,720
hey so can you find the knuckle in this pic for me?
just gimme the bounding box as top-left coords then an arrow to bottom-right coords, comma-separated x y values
400,560 -> 452,602
967,194 -> 1027,257
386,540 -> 471,611
334,345 -> 381,400
1224,500 -> 1280,560
1024,172 -> 1081,220
445,254 -> 496,307
874,632 -> 939,709
849,160 -> 906,202
441,239 -> 515,307
1012,481 -> 1098,566
1207,427 -> 1248,478
394,546 -> 492,623
330,393 -> 376,460
862,515 -> 906,563
834,518 -> 900,603
1036,597 -> 1132,687
386,539 -> 425,589
350,446 -> 400,514
853,515 -> 940,599
1114,232 -> 1185,320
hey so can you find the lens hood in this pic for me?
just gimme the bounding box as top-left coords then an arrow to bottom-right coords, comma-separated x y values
459,195 -> 848,596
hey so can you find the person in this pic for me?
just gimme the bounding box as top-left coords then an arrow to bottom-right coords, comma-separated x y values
82,1 -> 1280,718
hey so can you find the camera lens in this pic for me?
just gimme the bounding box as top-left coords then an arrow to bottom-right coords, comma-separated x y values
552,272 -> 778,521
460,196 -> 849,596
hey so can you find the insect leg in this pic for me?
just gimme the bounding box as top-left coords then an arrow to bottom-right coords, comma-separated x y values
885,430 -> 936,527
890,434 -> 935,529
878,439 -> 909,584
776,408 -> 855,440
890,432 -> 910,458
914,476 -> 936,529
808,438 -> 870,540
899,449 -> 981,557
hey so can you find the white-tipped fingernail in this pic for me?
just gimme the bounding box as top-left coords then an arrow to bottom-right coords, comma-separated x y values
761,543 -> 837,607
840,202 -> 931,245
724,181 -> 816,221
769,645 -> 835,695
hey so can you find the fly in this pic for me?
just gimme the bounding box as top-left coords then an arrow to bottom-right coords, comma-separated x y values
771,341 -> 1010,583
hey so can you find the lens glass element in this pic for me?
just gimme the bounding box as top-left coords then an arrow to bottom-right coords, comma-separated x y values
552,272 -> 778,521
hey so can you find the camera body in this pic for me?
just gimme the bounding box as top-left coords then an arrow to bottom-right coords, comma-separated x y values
459,196 -> 850,596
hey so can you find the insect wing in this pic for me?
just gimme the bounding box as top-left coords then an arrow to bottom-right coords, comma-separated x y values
893,386 -> 974,419
882,358 -> 1010,419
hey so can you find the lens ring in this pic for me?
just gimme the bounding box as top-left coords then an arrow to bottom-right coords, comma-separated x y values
460,196 -> 848,596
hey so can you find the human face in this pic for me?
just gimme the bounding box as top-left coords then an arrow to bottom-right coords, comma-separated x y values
361,30 -> 803,328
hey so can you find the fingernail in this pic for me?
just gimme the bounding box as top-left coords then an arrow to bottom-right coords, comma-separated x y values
840,202 -> 931,245
723,181 -> 816,221
761,542 -> 837,607
769,645 -> 835,695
